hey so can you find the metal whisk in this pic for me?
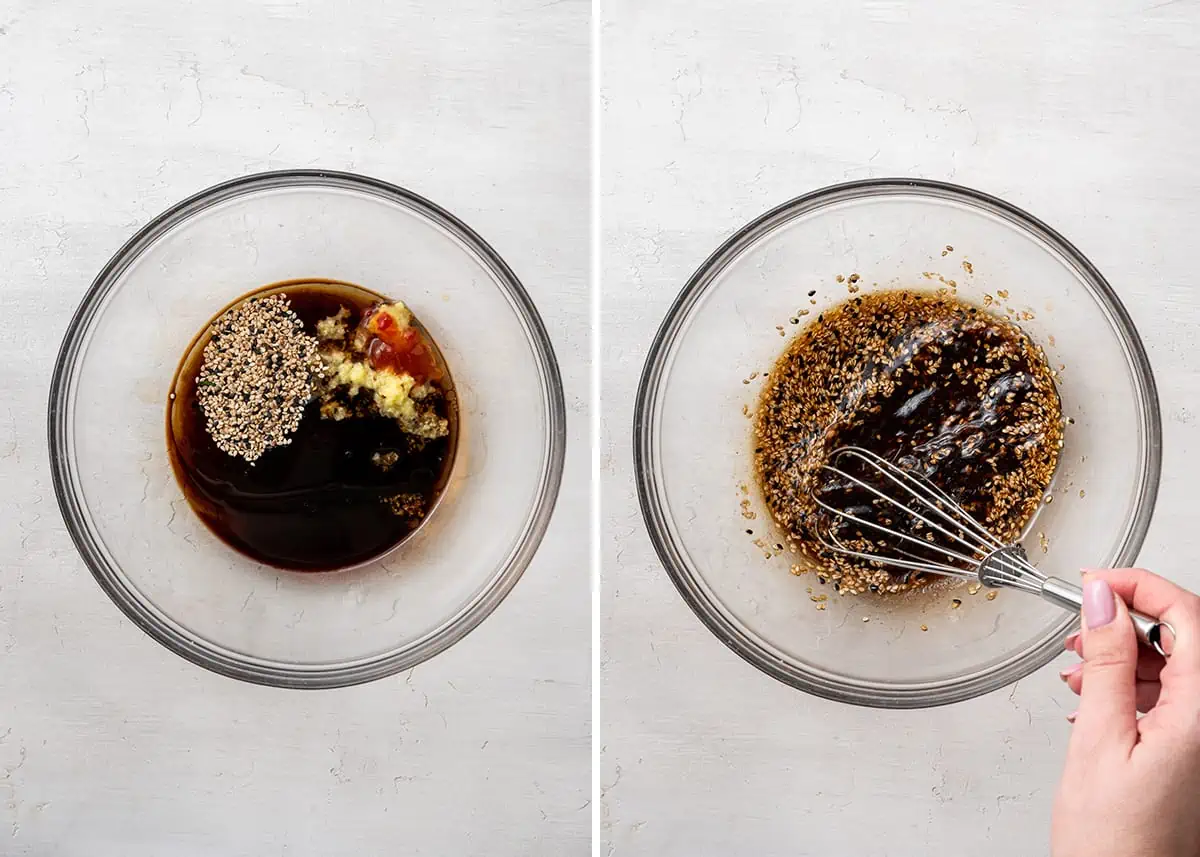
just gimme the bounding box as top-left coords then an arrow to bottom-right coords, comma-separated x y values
812,446 -> 1172,656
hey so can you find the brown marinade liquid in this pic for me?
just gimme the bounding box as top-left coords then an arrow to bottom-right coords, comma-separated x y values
754,289 -> 1063,594
167,281 -> 458,572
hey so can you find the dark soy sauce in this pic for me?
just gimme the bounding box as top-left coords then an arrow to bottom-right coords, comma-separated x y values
167,281 -> 458,572
755,289 -> 1062,592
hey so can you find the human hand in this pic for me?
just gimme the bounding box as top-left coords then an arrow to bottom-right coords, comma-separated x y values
1052,568 -> 1200,857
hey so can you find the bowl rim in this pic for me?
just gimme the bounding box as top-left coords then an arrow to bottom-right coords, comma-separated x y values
48,168 -> 567,688
633,177 -> 1163,708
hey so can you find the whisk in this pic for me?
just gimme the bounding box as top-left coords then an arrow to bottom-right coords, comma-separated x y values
812,446 -> 1172,657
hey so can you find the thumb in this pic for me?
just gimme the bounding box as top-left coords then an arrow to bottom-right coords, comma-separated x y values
1072,575 -> 1139,754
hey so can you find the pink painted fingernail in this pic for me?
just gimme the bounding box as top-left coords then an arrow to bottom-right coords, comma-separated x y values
1059,662 -> 1082,681
1064,632 -> 1080,651
1066,710 -> 1077,724
1084,578 -> 1116,628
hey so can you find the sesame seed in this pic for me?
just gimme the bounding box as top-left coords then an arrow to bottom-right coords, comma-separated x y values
195,294 -> 323,463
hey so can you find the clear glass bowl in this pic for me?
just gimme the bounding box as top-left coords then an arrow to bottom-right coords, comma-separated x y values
635,179 -> 1161,708
50,170 -> 565,688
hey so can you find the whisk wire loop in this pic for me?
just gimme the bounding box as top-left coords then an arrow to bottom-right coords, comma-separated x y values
810,476 -> 983,569
814,446 -> 1048,586
831,447 -> 1004,553
808,446 -> 1172,655
815,528 -> 976,579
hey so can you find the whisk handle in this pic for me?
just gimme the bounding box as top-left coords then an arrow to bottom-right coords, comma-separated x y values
1042,577 -> 1173,657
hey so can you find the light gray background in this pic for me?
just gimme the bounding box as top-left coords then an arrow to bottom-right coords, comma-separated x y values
0,1 -> 589,854
602,1 -> 1200,854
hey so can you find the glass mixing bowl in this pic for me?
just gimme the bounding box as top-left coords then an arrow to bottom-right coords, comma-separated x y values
50,170 -> 565,688
635,178 -> 1161,708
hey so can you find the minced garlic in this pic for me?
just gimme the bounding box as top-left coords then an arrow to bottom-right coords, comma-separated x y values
321,349 -> 448,439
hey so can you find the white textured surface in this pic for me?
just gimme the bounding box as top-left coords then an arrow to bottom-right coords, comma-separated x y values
602,1 -> 1200,854
0,1 -> 589,854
